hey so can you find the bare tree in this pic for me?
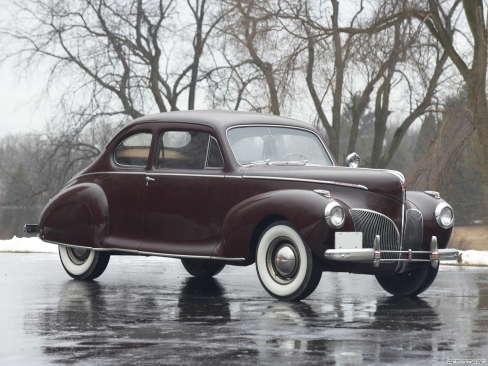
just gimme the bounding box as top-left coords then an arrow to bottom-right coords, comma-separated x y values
213,0 -> 300,115
3,0 -> 226,121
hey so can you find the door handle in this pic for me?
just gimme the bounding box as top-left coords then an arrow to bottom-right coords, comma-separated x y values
145,176 -> 155,186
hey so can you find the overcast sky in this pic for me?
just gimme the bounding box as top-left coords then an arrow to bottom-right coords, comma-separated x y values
0,59 -> 49,138
0,0 -> 48,138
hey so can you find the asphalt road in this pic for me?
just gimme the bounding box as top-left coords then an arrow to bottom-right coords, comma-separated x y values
1,253 -> 487,365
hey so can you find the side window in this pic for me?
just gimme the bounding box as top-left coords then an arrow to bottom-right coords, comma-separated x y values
114,132 -> 152,167
206,137 -> 224,169
155,131 -> 209,170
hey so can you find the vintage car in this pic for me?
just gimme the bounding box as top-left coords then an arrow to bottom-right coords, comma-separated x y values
24,110 -> 459,300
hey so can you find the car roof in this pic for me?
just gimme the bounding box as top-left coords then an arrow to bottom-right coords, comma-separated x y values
126,110 -> 314,135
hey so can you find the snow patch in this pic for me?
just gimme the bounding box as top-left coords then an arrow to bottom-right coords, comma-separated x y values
0,236 -> 57,253
441,250 -> 488,267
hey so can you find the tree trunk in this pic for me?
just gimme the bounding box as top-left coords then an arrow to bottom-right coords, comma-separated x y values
188,0 -> 206,110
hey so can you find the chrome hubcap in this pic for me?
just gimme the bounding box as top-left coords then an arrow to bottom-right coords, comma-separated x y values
266,238 -> 300,284
66,247 -> 90,265
274,245 -> 296,277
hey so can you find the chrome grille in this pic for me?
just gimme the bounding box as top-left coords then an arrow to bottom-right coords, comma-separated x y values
402,209 -> 423,251
350,209 -> 400,260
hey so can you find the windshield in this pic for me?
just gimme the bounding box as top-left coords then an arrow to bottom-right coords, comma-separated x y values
227,126 -> 333,166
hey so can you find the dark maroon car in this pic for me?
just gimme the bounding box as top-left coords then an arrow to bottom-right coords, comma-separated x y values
24,110 -> 459,300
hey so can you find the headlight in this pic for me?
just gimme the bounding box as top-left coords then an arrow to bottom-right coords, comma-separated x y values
325,202 -> 345,229
435,202 -> 454,229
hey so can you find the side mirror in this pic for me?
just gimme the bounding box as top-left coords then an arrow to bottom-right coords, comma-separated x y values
345,152 -> 360,168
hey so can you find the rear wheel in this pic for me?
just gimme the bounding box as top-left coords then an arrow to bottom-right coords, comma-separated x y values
181,259 -> 225,278
255,221 -> 322,301
375,265 -> 439,297
59,246 -> 110,280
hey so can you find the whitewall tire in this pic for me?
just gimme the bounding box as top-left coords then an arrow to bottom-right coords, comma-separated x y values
256,221 -> 322,301
59,246 -> 110,280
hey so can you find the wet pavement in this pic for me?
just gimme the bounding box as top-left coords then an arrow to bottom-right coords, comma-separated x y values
1,253 -> 487,365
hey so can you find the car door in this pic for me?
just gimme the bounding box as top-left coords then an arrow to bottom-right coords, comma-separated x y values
101,130 -> 153,251
139,126 -> 225,257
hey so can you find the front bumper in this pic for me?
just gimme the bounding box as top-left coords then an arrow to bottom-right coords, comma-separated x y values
324,235 -> 459,269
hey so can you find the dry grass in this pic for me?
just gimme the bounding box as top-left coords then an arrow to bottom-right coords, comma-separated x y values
449,225 -> 488,251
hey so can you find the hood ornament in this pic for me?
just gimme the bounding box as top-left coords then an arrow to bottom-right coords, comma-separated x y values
345,152 -> 360,168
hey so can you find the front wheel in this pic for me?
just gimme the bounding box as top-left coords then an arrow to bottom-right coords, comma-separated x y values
375,265 -> 439,297
59,246 -> 110,280
181,259 -> 225,278
256,221 -> 323,301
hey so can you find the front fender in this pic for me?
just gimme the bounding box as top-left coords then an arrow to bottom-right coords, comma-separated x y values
39,183 -> 109,248
406,191 -> 453,250
214,189 -> 337,261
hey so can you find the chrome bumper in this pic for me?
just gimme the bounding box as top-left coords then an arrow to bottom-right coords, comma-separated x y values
324,236 -> 459,269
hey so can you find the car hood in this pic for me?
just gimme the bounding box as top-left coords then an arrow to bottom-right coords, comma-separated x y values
240,165 -> 405,202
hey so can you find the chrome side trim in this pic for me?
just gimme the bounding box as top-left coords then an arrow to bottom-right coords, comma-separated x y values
94,248 -> 139,253
137,251 -> 245,262
43,239 -> 245,261
226,124 -> 336,167
146,172 -> 224,178
44,240 -> 92,250
70,171 -> 225,183
210,256 -> 246,262
242,175 -> 368,190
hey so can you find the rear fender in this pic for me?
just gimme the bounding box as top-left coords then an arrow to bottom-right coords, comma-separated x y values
214,189 -> 335,261
39,183 -> 109,248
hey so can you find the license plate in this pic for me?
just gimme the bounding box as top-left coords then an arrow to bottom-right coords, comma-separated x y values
335,232 -> 363,249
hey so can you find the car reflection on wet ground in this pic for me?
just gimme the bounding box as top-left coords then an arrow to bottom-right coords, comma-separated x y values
1,254 -> 487,365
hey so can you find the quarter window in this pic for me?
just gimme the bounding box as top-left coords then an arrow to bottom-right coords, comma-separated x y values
114,132 -> 152,167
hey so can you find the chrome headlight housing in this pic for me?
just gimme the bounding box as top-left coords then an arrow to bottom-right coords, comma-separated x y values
325,202 -> 345,229
435,202 -> 454,229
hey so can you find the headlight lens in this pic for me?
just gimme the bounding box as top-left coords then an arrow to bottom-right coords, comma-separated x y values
435,202 -> 454,229
325,202 -> 345,229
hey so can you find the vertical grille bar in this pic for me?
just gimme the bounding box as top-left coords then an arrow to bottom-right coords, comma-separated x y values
349,209 -> 401,260
402,209 -> 423,251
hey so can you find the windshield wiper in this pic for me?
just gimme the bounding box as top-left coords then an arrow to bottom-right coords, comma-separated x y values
246,159 -> 271,165
270,160 -> 308,166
